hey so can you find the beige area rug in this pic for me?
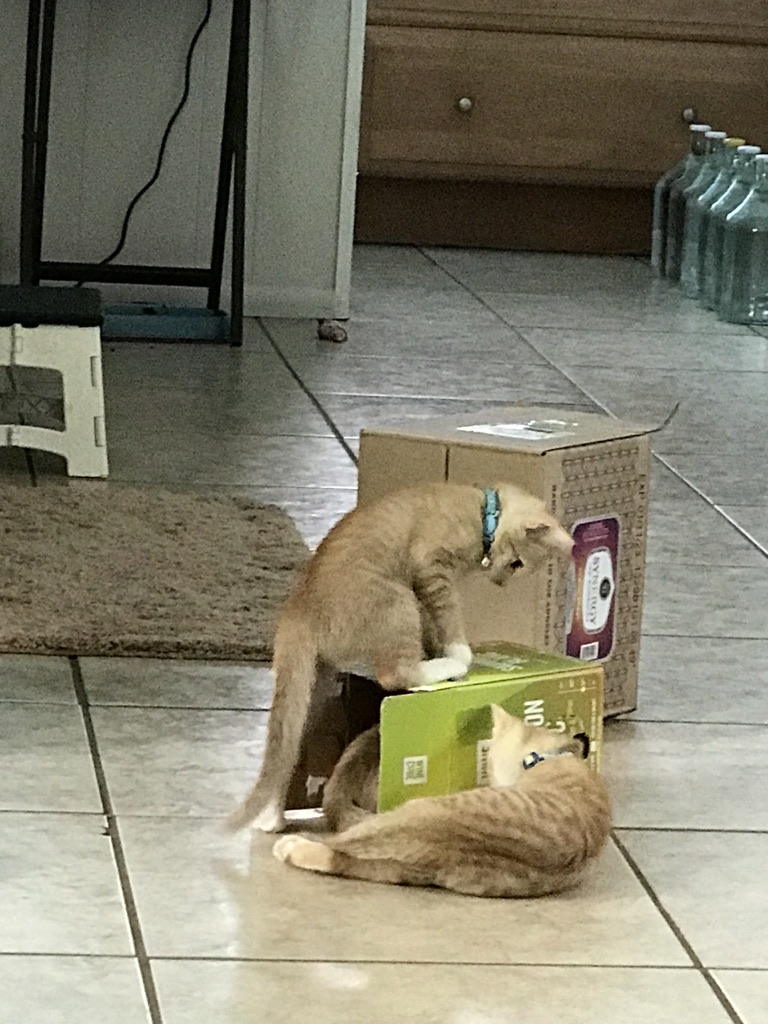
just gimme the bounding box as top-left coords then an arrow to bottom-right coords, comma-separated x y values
0,485 -> 309,659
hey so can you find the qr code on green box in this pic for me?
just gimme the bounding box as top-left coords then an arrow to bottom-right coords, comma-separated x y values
402,755 -> 428,785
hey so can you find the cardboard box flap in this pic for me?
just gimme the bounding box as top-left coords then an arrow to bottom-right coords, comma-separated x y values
360,407 -> 653,453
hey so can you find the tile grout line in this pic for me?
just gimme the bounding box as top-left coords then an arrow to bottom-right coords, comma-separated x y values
69,657 -> 164,1024
122,956 -> 738,970
416,247 -> 632,414
642,631 -> 768,641
706,503 -> 768,560
621,718 -> 768,728
611,832 -> 746,1024
615,826 -> 768,835
416,247 -> 768,549
274,257 -> 759,566
416,251 -> 659,420
612,717 -> 768,726
2,945 -> 767,971
257,318 -> 359,466
652,454 -> 768,559
639,632 -> 768,639
83,702 -> 272,713
2,806 -> 764,835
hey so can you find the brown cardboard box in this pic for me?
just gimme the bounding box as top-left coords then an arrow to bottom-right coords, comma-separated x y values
357,407 -> 653,716
286,674 -> 387,810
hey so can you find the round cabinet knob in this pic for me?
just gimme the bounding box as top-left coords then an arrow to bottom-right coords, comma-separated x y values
682,107 -> 698,124
457,96 -> 473,113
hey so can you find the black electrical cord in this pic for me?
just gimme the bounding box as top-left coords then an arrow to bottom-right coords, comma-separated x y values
75,0 -> 213,286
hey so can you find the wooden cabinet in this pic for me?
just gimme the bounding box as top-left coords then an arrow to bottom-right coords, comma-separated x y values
355,1 -> 768,251
360,27 -> 768,186
365,0 -> 768,44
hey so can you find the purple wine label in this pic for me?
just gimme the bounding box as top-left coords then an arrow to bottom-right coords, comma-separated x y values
565,516 -> 620,661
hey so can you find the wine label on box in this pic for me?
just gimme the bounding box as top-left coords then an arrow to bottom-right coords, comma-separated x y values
565,516 -> 620,662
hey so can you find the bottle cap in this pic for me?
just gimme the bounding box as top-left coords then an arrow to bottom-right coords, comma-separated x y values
690,124 -> 711,132
725,138 -> 746,147
737,145 -> 761,155
705,131 -> 728,139
755,154 -> 768,162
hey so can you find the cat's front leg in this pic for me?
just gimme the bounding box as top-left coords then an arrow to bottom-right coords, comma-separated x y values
414,570 -> 472,675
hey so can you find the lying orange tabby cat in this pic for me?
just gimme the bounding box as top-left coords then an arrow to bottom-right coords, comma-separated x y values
229,482 -> 573,834
274,707 -> 611,898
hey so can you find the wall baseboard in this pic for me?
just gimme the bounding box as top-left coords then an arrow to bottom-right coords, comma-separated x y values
355,177 -> 653,255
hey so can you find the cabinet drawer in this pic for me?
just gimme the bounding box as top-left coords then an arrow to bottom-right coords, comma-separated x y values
359,26 -> 768,186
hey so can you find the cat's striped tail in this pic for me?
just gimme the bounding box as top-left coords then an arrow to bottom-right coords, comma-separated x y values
226,614 -> 318,833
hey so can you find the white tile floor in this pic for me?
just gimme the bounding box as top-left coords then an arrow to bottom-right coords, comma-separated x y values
1,245 -> 767,1022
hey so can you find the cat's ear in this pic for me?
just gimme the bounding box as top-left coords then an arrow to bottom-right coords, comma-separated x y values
491,704 -> 522,739
491,704 -> 511,737
525,521 -> 574,557
566,733 -> 590,759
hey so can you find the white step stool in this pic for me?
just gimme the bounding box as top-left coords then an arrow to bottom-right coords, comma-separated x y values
0,285 -> 108,477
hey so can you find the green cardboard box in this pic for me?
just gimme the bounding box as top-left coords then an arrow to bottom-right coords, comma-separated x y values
377,642 -> 604,812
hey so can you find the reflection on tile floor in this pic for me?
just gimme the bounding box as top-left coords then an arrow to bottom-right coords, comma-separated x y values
618,830 -> 768,969
153,962 -> 733,1024
91,707 -> 268,817
0,704 -> 101,812
0,956 -> 149,1024
80,657 -> 274,710
713,972 -> 768,1023
0,813 -> 132,954
604,720 -> 768,830
2,245 -> 766,1022
120,825 -> 687,965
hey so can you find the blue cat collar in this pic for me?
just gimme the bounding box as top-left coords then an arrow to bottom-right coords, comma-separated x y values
522,751 -> 546,770
482,489 -> 501,559
522,750 -> 573,770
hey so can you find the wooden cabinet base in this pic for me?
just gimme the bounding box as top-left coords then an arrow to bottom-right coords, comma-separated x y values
354,177 -> 653,254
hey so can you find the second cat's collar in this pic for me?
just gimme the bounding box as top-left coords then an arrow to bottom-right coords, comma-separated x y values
522,750 -> 574,770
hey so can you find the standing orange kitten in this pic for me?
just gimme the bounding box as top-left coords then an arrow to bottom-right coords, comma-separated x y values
275,707 -> 611,898
228,482 -> 573,834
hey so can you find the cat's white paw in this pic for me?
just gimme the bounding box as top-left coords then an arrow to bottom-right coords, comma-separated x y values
253,802 -> 286,833
445,642 -> 472,670
443,657 -> 469,681
273,835 -> 303,863
417,656 -> 470,685
274,835 -> 333,873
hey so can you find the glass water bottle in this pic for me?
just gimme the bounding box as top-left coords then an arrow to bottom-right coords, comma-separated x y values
666,130 -> 726,281
701,145 -> 761,311
651,123 -> 712,276
718,154 -> 768,325
680,136 -> 745,299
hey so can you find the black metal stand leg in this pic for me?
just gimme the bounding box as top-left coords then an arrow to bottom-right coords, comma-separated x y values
208,5 -> 238,313
20,0 -> 42,283
20,0 -> 57,286
209,0 -> 249,347
228,0 -> 249,348
33,0 -> 58,282
19,0 -> 247,346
